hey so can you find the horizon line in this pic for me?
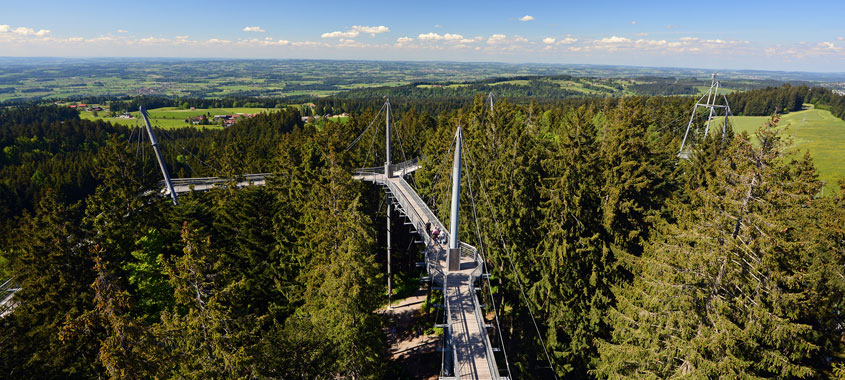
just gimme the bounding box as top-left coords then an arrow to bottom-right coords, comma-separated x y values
1,56 -> 844,76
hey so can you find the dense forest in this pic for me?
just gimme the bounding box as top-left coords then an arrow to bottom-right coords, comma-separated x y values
0,86 -> 844,379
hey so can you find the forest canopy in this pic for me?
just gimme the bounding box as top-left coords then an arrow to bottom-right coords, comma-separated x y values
0,85 -> 843,379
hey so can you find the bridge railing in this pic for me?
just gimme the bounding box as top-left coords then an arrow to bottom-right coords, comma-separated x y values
352,166 -> 384,177
393,157 -> 420,176
162,173 -> 270,190
0,277 -> 20,318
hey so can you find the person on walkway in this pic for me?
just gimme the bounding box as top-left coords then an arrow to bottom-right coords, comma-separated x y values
432,227 -> 439,243
425,221 -> 431,236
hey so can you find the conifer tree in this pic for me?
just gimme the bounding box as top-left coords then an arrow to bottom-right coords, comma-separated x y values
600,99 -> 674,260
295,154 -> 386,379
155,224 -> 254,379
535,106 -> 614,377
597,118 -> 821,378
62,249 -> 163,380
0,194 -> 100,379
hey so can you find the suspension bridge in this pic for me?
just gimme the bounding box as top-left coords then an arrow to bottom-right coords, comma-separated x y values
0,73 -> 736,378
148,98 -> 514,379
2,99 -> 566,380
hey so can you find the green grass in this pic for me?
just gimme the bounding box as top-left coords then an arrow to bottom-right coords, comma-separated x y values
415,83 -> 469,89
489,79 -> 530,86
713,105 -> 845,195
78,106 -> 274,129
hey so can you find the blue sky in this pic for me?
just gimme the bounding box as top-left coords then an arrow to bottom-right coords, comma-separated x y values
1,0 -> 844,72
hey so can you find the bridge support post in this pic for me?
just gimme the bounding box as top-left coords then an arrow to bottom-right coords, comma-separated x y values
385,98 -> 393,178
447,126 -> 462,272
140,106 -> 178,205
386,195 -> 393,310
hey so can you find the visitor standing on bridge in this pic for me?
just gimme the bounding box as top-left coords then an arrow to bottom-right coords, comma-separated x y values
432,227 -> 439,243
425,221 -> 431,236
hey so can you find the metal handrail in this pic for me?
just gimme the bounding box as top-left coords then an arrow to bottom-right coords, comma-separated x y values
0,278 -> 20,318
162,174 -> 270,189
470,268 -> 501,379
443,272 -> 457,378
0,278 -> 14,291
352,166 -> 384,176
394,157 -> 421,176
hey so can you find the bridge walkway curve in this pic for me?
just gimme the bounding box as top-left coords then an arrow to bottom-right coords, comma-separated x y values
354,162 -> 502,380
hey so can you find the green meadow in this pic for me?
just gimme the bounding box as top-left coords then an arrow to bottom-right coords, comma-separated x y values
715,105 -> 845,195
78,106 -> 274,129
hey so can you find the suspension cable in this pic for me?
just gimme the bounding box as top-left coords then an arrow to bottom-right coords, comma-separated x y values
428,134 -> 457,211
462,132 -> 559,379
344,102 -> 386,152
156,126 -> 224,177
363,110 -> 382,167
460,137 -> 513,377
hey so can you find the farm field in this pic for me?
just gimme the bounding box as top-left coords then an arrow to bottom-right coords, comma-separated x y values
715,106 -> 845,194
78,106 -> 274,129
1,58 -> 833,102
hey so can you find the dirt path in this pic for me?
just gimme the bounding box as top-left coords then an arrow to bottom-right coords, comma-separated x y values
381,287 -> 440,379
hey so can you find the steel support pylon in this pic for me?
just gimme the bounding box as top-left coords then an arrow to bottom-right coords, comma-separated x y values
447,126 -> 462,272
140,106 -> 178,205
678,72 -> 733,159
385,98 -> 393,178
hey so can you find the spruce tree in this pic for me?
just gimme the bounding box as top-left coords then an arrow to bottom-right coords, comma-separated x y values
295,154 -> 386,379
597,118 -> 821,378
535,106 -> 613,377
0,194 -> 100,379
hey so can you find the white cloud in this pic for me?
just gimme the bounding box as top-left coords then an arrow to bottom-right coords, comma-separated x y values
519,15 -> 535,22
338,38 -> 359,47
418,32 -> 444,41
631,21 -> 637,25
634,32 -> 649,37
116,29 -> 128,33
322,25 -> 388,39
487,34 -> 507,44
0,25 -> 51,37
88,36 -> 118,43
322,30 -> 359,39
636,39 -> 667,46
243,26 -> 265,33
598,36 -> 631,44
206,38 -> 232,44
351,25 -> 389,36
396,36 -> 413,43
139,37 -> 172,45
558,37 -> 577,45
290,41 -> 330,47
666,24 -> 678,29
819,41 -> 841,51
838,36 -> 844,41
417,32 -> 467,44
543,37 -> 556,44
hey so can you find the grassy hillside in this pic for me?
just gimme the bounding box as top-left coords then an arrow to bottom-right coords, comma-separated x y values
716,105 -> 845,195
